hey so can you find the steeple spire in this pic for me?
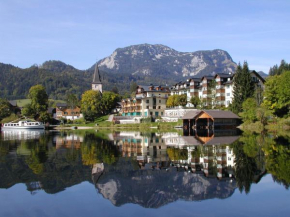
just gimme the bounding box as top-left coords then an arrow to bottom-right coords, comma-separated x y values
92,64 -> 101,84
92,64 -> 103,93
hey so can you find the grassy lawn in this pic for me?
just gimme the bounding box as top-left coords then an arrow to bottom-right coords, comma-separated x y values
15,99 -> 31,107
65,115 -> 182,132
14,99 -> 66,107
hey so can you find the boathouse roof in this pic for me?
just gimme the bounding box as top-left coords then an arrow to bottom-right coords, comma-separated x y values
182,110 -> 239,119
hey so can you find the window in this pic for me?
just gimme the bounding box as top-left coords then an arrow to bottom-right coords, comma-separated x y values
146,106 -> 149,109
159,100 -> 161,103
146,100 -> 149,103
227,93 -> 230,96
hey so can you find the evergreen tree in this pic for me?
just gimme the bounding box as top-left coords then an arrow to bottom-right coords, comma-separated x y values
269,60 -> 290,76
231,62 -> 255,114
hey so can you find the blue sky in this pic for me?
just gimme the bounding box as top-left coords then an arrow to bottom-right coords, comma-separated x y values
0,0 -> 289,73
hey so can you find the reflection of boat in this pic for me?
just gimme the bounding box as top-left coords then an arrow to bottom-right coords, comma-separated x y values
1,129 -> 45,141
1,120 -> 45,130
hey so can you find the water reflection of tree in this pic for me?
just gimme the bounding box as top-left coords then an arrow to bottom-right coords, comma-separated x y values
234,131 -> 290,192
167,148 -> 188,161
231,139 -> 258,194
24,136 -> 49,175
81,133 -> 119,166
263,135 -> 290,189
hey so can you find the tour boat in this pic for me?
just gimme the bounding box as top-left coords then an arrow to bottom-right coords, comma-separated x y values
1,120 -> 45,130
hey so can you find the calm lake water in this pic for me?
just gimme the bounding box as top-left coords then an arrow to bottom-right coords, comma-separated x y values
0,129 -> 289,217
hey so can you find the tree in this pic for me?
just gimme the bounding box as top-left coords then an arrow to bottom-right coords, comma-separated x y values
239,98 -> 257,123
269,60 -> 290,76
39,112 -> 52,123
0,98 -> 11,121
231,62 -> 255,114
263,71 -> 290,117
101,92 -> 120,114
81,90 -> 102,121
166,95 -> 179,107
67,94 -> 78,122
177,94 -> 187,107
208,80 -> 217,108
111,86 -> 119,94
190,96 -> 201,108
28,85 -> 48,114
130,81 -> 138,94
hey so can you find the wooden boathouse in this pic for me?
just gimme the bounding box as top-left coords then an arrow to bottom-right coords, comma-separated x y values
182,110 -> 240,130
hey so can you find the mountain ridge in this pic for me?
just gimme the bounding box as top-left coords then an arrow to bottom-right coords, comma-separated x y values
0,44 -> 258,100
96,43 -> 237,78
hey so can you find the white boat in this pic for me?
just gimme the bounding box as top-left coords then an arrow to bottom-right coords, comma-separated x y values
1,120 -> 45,130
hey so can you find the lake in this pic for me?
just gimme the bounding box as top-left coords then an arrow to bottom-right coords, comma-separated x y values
0,129 -> 289,217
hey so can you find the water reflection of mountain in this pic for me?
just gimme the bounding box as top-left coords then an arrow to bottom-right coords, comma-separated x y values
93,160 -> 236,208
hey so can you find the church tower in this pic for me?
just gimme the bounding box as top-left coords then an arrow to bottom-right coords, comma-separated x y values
92,64 -> 102,93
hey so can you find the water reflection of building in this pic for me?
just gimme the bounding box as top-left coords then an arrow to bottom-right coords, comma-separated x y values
112,131 -> 239,180
55,134 -> 83,149
1,129 -> 44,141
114,132 -> 169,165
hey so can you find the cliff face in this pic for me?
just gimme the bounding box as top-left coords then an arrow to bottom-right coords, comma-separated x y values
98,44 -> 237,78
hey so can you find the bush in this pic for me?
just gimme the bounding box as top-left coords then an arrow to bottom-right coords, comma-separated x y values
74,118 -> 86,124
1,114 -> 19,123
140,117 -> 153,123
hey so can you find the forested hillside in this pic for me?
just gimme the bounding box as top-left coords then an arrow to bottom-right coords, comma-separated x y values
0,61 -> 177,100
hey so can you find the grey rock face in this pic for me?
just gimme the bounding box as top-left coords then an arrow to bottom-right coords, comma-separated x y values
98,44 -> 237,78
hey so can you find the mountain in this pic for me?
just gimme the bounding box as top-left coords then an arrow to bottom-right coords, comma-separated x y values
0,44 -> 239,100
256,71 -> 268,78
0,62 -> 93,100
97,44 -> 237,78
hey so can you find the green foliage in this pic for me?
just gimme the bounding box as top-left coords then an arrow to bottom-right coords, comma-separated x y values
256,105 -> 272,127
81,90 -> 119,121
74,118 -> 86,124
263,136 -> 290,189
39,112 -> 52,123
190,96 -> 201,108
166,95 -> 186,107
166,95 -> 177,107
81,90 -> 103,121
28,85 -> 49,114
111,86 -> 119,94
1,113 -> 19,123
177,94 -> 187,107
140,117 -> 153,123
239,98 -> 257,123
81,132 -> 119,165
0,98 -> 11,121
167,147 -> 188,160
101,92 -> 120,115
269,60 -> 290,76
67,94 -> 78,109
231,62 -> 255,114
21,103 -> 34,117
263,71 -> 290,117
231,140 -> 258,194
130,81 -> 138,94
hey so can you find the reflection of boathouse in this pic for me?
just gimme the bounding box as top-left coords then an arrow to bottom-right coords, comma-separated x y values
182,110 -> 240,133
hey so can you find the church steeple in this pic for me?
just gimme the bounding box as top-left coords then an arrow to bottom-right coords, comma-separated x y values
92,64 -> 103,93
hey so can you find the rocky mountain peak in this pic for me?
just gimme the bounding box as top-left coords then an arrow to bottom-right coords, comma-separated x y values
97,44 -> 237,78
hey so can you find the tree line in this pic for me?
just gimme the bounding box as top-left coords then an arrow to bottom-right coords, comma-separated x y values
233,60 -> 290,127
